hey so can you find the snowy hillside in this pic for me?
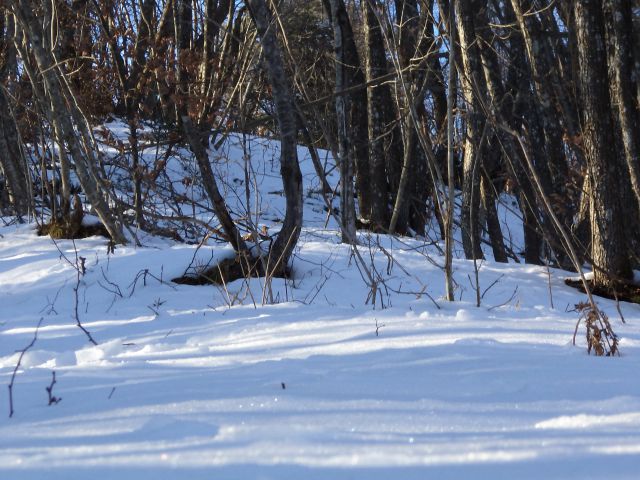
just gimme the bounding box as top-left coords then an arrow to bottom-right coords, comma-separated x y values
1,130 -> 639,480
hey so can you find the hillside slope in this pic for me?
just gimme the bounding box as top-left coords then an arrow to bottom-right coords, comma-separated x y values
1,131 -> 639,479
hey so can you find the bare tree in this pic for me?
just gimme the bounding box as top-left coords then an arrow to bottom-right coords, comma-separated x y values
604,0 -> 640,212
246,0 -> 304,276
454,0 -> 484,260
574,0 -> 633,289
325,0 -> 359,243
0,33 -> 30,217
7,0 -> 127,243
363,0 -> 393,231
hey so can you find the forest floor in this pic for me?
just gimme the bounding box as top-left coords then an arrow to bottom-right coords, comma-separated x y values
1,126 -> 639,479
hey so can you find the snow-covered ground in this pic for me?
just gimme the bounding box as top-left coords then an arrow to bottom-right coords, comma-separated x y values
1,130 -> 639,479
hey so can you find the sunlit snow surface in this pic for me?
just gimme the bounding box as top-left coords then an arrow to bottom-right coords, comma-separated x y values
1,128 -> 639,479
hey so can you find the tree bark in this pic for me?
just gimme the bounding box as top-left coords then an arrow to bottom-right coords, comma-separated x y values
385,0 -> 438,236
454,0 -> 484,259
473,2 -> 508,262
510,0 -> 571,229
0,85 -> 29,216
604,0 -> 640,213
444,0 -> 456,300
0,17 -> 29,216
326,0 -> 358,242
574,0 -> 632,288
247,0 -> 304,274
324,0 -> 371,227
502,0 -> 571,265
363,0 -> 391,231
181,116 -> 249,255
174,0 -> 193,118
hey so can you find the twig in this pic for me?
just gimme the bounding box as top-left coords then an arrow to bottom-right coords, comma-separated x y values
481,274 -> 504,299
45,371 -> 61,405
472,258 -> 482,308
128,268 -> 176,297
147,297 -> 165,316
375,319 -> 385,337
546,258 -> 555,309
72,241 -> 97,345
8,318 -> 44,418
613,290 -> 626,324
98,266 -> 123,297
383,282 -> 442,309
39,282 -> 66,315
488,285 -> 519,311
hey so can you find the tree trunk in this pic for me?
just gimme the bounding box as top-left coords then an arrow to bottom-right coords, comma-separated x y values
502,0 -> 571,265
174,0 -> 193,118
0,18 -> 29,216
247,0 -> 304,275
389,121 -> 416,234
363,0 -> 391,231
444,0 -> 456,301
0,86 -> 30,216
202,0 -> 232,88
324,0 -> 371,227
9,0 -> 126,243
604,0 -> 640,213
510,0 -> 571,229
326,0 -> 358,242
574,0 -> 632,288
473,3 -> 508,262
454,0 -> 484,259
181,117 -> 249,254
390,0 -> 434,236
481,175 -> 508,263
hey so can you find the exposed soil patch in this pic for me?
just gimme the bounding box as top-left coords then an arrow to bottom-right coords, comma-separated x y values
172,255 -> 290,285
564,278 -> 640,304
38,219 -> 110,240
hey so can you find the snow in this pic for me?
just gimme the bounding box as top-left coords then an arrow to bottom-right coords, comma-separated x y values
1,129 -> 640,479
